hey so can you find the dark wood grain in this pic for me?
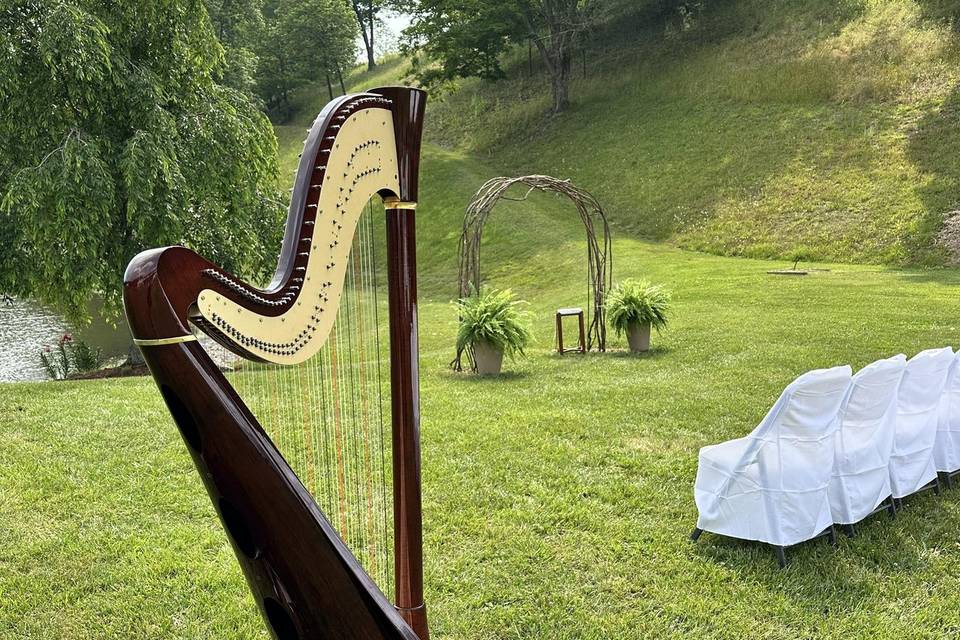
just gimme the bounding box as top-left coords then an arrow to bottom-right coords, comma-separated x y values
386,208 -> 428,639
376,85 -> 430,640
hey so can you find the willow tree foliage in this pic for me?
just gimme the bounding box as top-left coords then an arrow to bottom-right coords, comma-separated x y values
0,1 -> 284,322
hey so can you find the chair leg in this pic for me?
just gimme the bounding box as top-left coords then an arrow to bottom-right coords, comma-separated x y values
934,475 -> 942,496
774,546 -> 787,569
842,524 -> 856,538
943,472 -> 954,491
826,525 -> 837,547
690,527 -> 703,542
886,496 -> 897,519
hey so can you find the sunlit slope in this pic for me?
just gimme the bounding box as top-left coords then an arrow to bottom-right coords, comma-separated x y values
282,0 -> 960,266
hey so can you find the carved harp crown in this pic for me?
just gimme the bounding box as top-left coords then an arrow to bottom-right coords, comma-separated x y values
124,87 -> 428,640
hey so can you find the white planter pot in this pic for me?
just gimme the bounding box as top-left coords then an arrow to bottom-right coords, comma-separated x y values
626,322 -> 651,353
473,340 -> 504,375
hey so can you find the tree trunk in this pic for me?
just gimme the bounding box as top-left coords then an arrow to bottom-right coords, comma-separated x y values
351,0 -> 377,71
523,14 -> 573,115
336,65 -> 346,94
278,57 -> 290,115
364,36 -> 376,70
358,25 -> 373,70
368,0 -> 375,70
552,46 -> 571,113
325,72 -> 334,101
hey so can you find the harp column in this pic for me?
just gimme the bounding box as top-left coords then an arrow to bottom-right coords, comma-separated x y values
379,86 -> 429,640
386,202 -> 428,639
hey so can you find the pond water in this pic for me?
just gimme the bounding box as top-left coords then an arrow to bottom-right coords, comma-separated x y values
0,298 -> 130,382
0,298 -> 72,382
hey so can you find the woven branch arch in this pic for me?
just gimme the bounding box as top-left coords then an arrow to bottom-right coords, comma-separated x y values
454,175 -> 612,371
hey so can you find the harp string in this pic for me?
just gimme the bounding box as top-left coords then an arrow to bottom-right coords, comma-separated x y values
358,209 -> 378,579
370,200 -> 392,595
221,198 -> 393,599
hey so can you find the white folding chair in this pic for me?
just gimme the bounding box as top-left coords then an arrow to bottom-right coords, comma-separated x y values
889,347 -> 954,501
692,365 -> 852,567
934,350 -> 960,484
827,354 -> 906,535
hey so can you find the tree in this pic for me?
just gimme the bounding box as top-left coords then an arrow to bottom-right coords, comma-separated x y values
282,0 -> 357,95
0,1 -> 285,324
519,0 -> 596,113
350,0 -> 384,71
256,0 -> 357,117
401,0 -> 598,114
256,2 -> 299,114
205,0 -> 266,96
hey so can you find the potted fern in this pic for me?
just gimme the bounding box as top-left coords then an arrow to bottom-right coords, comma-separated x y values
606,279 -> 671,353
455,288 -> 532,375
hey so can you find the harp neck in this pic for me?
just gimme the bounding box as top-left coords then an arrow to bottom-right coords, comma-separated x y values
124,87 -> 426,356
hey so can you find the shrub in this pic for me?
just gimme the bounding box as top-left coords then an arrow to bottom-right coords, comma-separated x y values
455,288 -> 532,362
605,279 -> 671,337
70,339 -> 104,372
39,334 -> 103,380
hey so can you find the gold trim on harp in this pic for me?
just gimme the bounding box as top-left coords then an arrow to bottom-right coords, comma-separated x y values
383,198 -> 417,210
133,335 -> 199,346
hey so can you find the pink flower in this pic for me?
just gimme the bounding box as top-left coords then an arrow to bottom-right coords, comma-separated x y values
61,333 -> 73,343
43,345 -> 51,353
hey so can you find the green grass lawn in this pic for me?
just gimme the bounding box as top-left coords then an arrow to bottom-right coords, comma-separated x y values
7,155 -> 960,636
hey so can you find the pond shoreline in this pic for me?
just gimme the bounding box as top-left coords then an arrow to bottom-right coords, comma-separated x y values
67,363 -> 150,381
0,297 -> 136,382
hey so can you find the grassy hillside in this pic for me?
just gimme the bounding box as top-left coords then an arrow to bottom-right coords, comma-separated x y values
278,0 -> 960,267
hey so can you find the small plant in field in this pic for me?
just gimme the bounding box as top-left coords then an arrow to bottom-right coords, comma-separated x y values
39,334 -> 103,380
454,288 -> 532,372
606,279 -> 671,338
787,246 -> 813,271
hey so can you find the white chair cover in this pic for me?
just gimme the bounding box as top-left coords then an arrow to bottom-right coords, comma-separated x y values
934,350 -> 960,474
827,355 -> 906,525
694,365 -> 852,547
889,347 -> 954,498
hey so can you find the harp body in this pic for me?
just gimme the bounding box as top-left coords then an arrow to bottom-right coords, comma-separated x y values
124,87 -> 428,640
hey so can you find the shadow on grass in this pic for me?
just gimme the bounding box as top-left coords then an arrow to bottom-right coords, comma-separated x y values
691,487 -> 960,615
437,370 -> 532,383
906,81 -> 960,265
691,533 -> 875,614
536,345 -> 676,361
597,345 -> 676,360
887,268 -> 960,286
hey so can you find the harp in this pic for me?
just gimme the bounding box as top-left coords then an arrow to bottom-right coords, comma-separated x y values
123,87 -> 428,640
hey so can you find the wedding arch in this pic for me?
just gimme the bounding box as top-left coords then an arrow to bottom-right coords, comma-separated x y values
455,175 -> 612,369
